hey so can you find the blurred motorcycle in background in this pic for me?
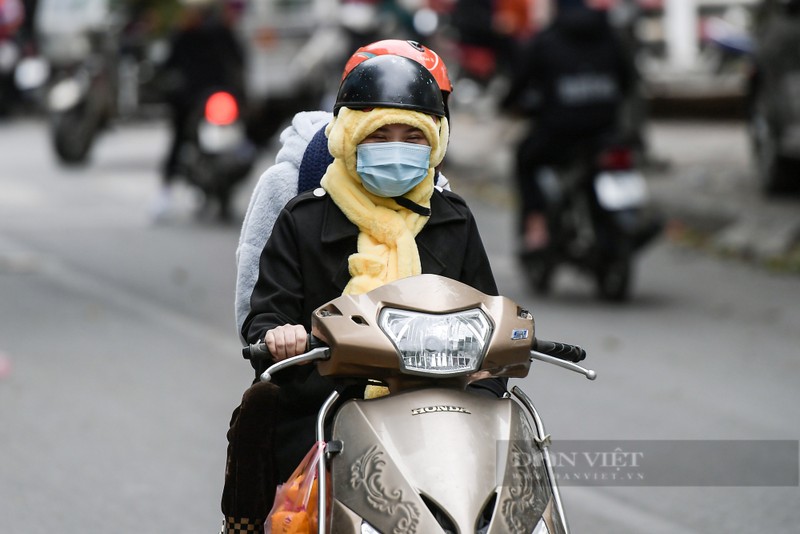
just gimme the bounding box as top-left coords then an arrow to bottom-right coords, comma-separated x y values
35,0 -> 167,164
498,0 -> 661,301
171,87 -> 255,221
521,140 -> 662,301
36,0 -> 118,164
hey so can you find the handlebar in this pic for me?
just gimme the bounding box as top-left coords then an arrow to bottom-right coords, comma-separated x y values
242,334 -> 325,360
244,334 -> 595,381
532,339 -> 586,363
259,347 -> 331,383
242,341 -> 268,360
531,338 -> 595,380
242,334 -> 330,383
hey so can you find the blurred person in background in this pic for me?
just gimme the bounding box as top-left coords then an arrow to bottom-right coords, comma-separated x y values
153,0 -> 245,221
449,0 -> 532,86
500,0 -> 637,256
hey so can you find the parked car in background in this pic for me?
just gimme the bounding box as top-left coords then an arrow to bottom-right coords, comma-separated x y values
747,0 -> 800,193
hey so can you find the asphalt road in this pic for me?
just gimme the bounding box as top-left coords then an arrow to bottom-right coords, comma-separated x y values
1,116 -> 798,533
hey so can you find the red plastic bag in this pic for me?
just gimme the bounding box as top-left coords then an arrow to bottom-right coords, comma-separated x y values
265,441 -> 326,534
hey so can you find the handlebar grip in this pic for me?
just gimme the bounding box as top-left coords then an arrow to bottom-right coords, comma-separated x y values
308,333 -> 323,350
533,339 -> 586,363
242,341 -> 268,360
242,333 -> 324,360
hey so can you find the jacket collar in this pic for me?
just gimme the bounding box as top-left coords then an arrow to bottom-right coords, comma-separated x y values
325,190 -> 467,289
320,190 -> 466,244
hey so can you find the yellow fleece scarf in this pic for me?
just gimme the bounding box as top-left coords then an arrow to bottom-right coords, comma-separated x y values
321,107 -> 449,296
322,107 -> 449,399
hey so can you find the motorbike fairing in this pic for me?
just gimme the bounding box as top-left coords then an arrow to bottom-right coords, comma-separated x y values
328,388 -> 563,533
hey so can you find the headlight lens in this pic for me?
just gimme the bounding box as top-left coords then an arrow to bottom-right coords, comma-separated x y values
379,307 -> 492,376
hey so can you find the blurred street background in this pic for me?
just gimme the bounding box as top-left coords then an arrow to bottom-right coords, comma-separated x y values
1,0 -> 799,533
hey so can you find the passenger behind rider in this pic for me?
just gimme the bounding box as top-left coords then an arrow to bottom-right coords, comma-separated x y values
221,53 -> 504,533
500,0 -> 637,256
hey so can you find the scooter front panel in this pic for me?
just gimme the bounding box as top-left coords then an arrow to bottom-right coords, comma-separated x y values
330,399 -> 448,533
329,388 -> 554,533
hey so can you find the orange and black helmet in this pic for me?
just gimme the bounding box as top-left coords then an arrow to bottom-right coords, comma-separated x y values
340,40 -> 452,119
342,39 -> 453,95
334,55 -> 446,118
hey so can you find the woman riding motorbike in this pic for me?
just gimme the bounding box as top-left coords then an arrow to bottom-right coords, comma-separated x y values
221,53 -> 503,532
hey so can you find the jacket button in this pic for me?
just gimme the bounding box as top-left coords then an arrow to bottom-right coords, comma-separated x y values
313,187 -> 326,197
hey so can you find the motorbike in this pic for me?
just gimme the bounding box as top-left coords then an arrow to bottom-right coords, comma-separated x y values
37,0 -> 164,164
44,33 -> 117,164
36,0 -> 121,164
173,88 -> 256,221
245,274 -> 596,533
521,142 -> 662,302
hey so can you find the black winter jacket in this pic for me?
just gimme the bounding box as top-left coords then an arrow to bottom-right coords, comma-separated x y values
242,187 -> 501,477
243,185 -> 501,385
243,187 -> 498,368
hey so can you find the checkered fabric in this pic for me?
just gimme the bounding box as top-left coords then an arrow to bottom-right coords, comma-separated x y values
223,517 -> 264,533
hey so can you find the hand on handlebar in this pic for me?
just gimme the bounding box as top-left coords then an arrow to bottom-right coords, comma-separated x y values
264,324 -> 307,361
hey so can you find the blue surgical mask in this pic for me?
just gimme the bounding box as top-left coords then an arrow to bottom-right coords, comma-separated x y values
356,142 -> 432,197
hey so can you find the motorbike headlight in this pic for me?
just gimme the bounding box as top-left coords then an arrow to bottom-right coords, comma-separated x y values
48,78 -> 84,112
379,307 -> 492,376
